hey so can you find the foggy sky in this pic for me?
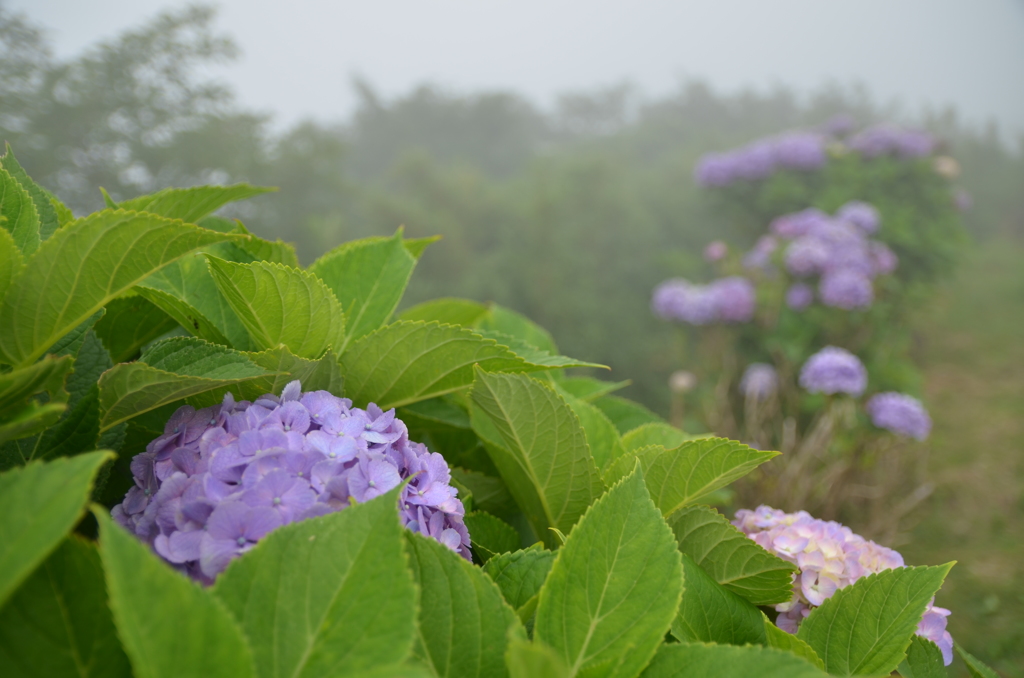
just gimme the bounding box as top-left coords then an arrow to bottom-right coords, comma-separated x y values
14,0 -> 1024,139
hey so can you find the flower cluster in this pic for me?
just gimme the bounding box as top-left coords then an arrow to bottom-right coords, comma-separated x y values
651,276 -> 756,325
740,363 -> 778,400
846,124 -> 936,159
112,381 -> 471,582
866,392 -> 932,440
769,202 -> 898,311
694,132 -> 828,187
733,506 -> 953,665
799,346 -> 867,397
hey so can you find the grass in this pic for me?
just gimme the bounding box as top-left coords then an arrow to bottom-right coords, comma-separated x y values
901,235 -> 1024,676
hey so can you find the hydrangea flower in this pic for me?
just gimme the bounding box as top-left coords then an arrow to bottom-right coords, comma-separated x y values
693,133 -> 827,187
866,392 -> 932,440
771,208 -> 832,239
112,381 -> 471,582
869,242 -> 899,275
740,363 -> 778,400
847,124 -> 936,159
772,132 -> 828,171
819,113 -> 856,138
786,283 -> 814,311
733,506 -> 953,665
835,200 -> 880,234
819,269 -> 874,310
799,346 -> 867,396
709,276 -> 756,323
651,279 -> 719,325
704,240 -> 728,262
652,277 -> 755,325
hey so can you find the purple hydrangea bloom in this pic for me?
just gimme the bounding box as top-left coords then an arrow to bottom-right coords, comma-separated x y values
740,363 -> 778,399
651,279 -> 719,325
694,153 -> 736,188
772,133 -> 828,171
835,200 -> 880,234
733,505 -> 953,665
799,346 -> 867,396
786,283 -> 814,311
709,276 -> 756,323
785,237 -> 831,276
732,141 -> 777,181
820,113 -> 856,138
770,208 -> 831,239
847,124 -> 936,159
819,269 -> 874,310
742,236 -> 777,272
865,392 -> 932,440
112,381 -> 471,581
704,240 -> 728,262
870,242 -> 899,275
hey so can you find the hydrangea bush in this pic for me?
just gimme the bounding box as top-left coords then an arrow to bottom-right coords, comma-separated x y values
0,149 -> 998,677
654,120 -> 969,543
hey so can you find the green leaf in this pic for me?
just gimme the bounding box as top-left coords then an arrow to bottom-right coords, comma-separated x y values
137,249 -> 251,348
211,488 -> 416,678
406,531 -> 523,678
796,564 -> 954,676
612,438 -> 779,518
671,554 -> 765,646
476,304 -> 559,355
1,144 -> 59,242
534,468 -> 682,678
94,295 -> 178,363
0,209 -> 236,366
342,322 -> 531,410
465,511 -> 521,563
640,642 -> 830,678
763,619 -> 825,671
451,467 -> 517,519
0,167 -> 40,255
404,235 -> 441,259
0,225 -> 24,303
0,536 -> 131,678
51,197 -> 75,228
591,395 -> 664,435
0,354 -> 72,413
670,505 -> 796,606
233,345 -> 343,401
556,387 -> 625,470
897,636 -> 947,678
954,643 -> 999,678
0,402 -> 67,449
622,423 -> 691,452
115,183 -> 274,223
470,369 -> 604,549
207,256 -> 346,358
97,337 -> 272,430
0,451 -> 112,607
310,230 -> 420,350
506,640 -> 570,678
484,547 -> 556,611
601,444 -> 661,487
479,330 -> 607,370
398,297 -> 490,326
557,377 -> 631,403
94,508 -> 256,678
33,385 -> 101,462
229,221 -> 299,267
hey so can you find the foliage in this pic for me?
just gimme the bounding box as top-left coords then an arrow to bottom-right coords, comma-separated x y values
0,153 -> 999,678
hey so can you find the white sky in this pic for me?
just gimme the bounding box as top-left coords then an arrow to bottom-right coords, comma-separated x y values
14,0 -> 1024,139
